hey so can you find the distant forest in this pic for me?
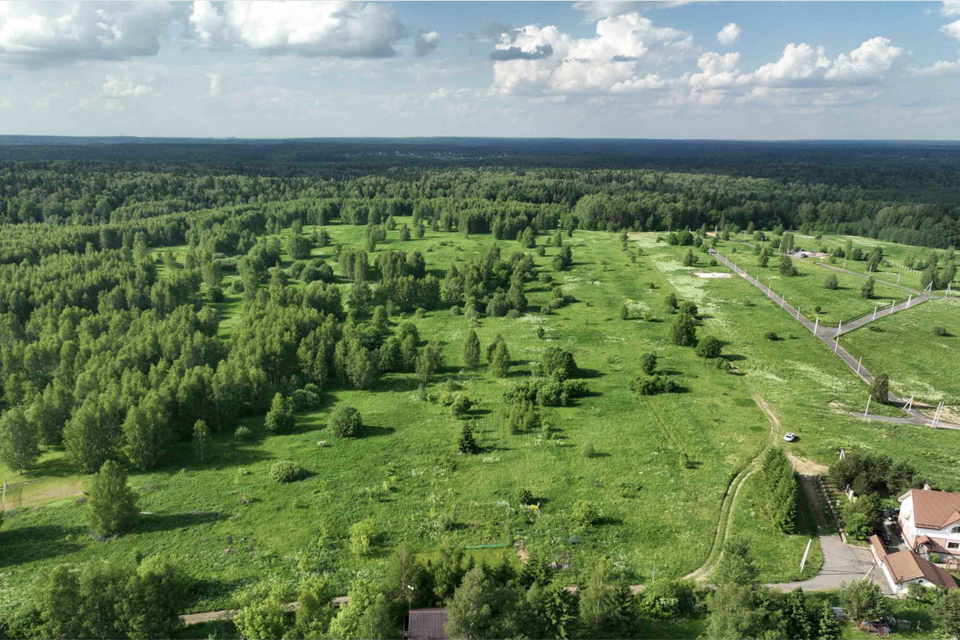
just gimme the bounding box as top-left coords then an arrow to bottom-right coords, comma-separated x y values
1,138 -> 959,265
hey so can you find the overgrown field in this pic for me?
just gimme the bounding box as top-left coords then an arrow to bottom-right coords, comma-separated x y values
2,224 -> 957,619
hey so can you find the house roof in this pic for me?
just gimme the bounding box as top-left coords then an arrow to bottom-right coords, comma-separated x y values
407,608 -> 449,640
900,489 -> 960,529
883,549 -> 957,589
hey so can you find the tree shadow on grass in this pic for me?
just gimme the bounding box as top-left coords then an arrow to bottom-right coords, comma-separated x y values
0,525 -> 86,569
137,511 -> 230,535
576,368 -> 605,379
357,425 -> 395,439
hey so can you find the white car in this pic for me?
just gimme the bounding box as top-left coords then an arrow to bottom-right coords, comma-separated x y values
783,433 -> 797,442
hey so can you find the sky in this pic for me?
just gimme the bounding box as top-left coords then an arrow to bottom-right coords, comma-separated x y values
1,1 -> 960,140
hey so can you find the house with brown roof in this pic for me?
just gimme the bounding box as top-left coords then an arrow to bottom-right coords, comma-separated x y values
870,534 -> 957,596
898,488 -> 960,559
406,608 -> 450,640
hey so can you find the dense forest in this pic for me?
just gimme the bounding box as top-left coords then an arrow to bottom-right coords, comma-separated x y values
2,142 -> 960,639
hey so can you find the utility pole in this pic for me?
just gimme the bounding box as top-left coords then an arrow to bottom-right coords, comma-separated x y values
864,395 -> 871,417
800,538 -> 813,572
907,295 -> 912,308
873,307 -> 877,321
857,356 -> 862,375
814,317 -> 819,335
897,272 -> 901,285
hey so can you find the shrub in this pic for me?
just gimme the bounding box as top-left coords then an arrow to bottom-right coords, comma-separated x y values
349,518 -> 378,556
823,274 -> 838,290
679,301 -> 698,317
517,489 -> 533,506
209,286 -> 225,302
814,305 -> 822,314
533,346 -> 578,381
696,335 -> 722,358
581,442 -> 595,458
235,426 -> 252,440
415,307 -> 426,318
291,388 -> 322,412
664,293 -> 678,310
643,311 -> 655,322
640,352 -> 657,375
450,394 -> 472,418
630,375 -> 677,396
264,393 -> 295,432
764,331 -> 778,341
670,313 -> 697,347
572,500 -> 596,529
270,460 -> 306,483
330,406 -> 362,438
933,325 -> 948,336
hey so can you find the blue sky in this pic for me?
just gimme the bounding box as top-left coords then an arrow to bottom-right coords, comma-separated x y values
1,1 -> 960,139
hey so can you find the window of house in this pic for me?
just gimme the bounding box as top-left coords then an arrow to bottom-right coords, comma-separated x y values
952,526 -> 960,534
948,542 -> 960,550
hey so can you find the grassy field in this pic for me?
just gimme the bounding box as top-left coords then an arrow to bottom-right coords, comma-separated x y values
712,241 -> 908,325
841,297 -> 960,407
2,224 -> 957,618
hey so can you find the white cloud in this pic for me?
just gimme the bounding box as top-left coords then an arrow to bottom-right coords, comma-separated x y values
824,37 -> 904,81
737,37 -> 903,88
491,13 -> 691,95
35,91 -> 59,109
908,58 -> 960,76
206,73 -> 222,97
572,1 -> 642,22
716,23 -> 740,46
0,97 -> 10,108
943,20 -> 960,40
688,51 -> 741,88
943,2 -> 960,17
188,1 -> 406,58
415,30 -> 440,57
102,75 -> 153,99
0,2 -> 174,68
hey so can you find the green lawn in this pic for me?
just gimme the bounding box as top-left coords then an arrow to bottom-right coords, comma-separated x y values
841,297 -> 960,407
713,240 -> 908,326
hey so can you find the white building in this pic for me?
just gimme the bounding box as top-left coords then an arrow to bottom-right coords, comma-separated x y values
870,535 -> 957,596
899,488 -> 960,559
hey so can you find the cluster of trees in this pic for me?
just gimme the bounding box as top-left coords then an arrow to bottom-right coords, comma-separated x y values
831,451 -> 923,539
757,449 -> 798,534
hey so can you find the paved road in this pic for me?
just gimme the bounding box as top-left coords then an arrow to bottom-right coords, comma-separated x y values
830,294 -> 935,337
769,535 -> 892,594
708,248 -> 958,429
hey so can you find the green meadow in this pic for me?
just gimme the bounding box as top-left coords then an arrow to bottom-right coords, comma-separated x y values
3,224 -> 957,617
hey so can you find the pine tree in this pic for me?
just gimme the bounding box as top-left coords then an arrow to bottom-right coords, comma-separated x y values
458,422 -> 479,455
462,330 -> 481,368
490,341 -> 511,378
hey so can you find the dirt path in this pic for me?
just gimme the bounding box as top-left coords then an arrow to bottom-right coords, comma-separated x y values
684,392 -> 782,582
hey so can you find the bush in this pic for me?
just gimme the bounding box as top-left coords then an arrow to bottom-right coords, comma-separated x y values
291,388 -> 322,412
814,305 -> 822,314
517,488 -> 533,506
533,346 -> 578,381
764,331 -> 778,340
670,313 -> 697,347
415,307 -> 426,318
235,426 -> 252,440
270,460 -> 306,483
933,325 -> 948,336
823,274 -> 838,290
209,286 -> 225,302
640,352 -> 657,375
264,393 -> 295,432
696,335 -> 722,358
679,301 -> 698,317
630,375 -> 677,396
572,500 -> 596,529
581,442 -> 595,458
450,394 -> 472,418
349,518 -> 378,556
330,406 -> 362,438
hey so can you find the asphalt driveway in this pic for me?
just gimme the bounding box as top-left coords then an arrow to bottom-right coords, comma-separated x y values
769,535 -> 893,594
